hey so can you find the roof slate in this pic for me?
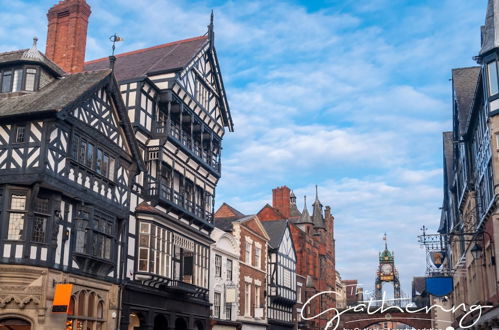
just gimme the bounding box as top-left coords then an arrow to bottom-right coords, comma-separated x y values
452,67 -> 480,136
0,69 -> 111,118
84,36 -> 208,82
481,0 -> 499,56
261,220 -> 288,249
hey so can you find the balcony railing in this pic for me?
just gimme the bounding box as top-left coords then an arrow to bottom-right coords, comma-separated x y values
135,272 -> 209,300
148,177 -> 213,223
154,122 -> 220,173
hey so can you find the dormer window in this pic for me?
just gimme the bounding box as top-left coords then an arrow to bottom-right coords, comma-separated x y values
0,66 -> 39,93
487,60 -> 499,97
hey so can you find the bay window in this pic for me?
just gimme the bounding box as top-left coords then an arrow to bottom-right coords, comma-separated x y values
71,134 -> 116,180
137,221 -> 209,288
74,206 -> 115,260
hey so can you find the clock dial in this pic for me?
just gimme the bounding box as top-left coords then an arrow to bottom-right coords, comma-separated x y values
381,263 -> 392,275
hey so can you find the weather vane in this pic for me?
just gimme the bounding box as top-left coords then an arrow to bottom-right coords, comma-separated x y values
109,33 -> 124,56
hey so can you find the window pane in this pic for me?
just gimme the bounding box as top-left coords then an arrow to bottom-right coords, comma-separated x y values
12,69 -> 22,92
108,158 -> 115,180
31,216 -> 47,243
8,213 -> 24,240
489,61 -> 499,96
25,69 -> 36,91
15,126 -> 25,143
96,149 -> 103,174
10,194 -> 26,210
79,139 -> 86,163
86,143 -> 94,168
1,71 -> 12,92
102,154 -> 109,177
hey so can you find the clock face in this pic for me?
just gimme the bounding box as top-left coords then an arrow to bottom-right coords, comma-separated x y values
381,263 -> 392,275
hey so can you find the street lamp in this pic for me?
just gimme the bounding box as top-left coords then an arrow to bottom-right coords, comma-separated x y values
471,243 -> 483,260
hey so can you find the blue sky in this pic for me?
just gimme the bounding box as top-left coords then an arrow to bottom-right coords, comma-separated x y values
0,0 -> 488,297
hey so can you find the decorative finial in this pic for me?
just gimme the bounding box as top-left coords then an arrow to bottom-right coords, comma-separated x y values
33,36 -> 38,48
21,36 -> 42,60
304,195 -> 307,207
383,232 -> 388,249
208,10 -> 215,49
315,185 -> 319,201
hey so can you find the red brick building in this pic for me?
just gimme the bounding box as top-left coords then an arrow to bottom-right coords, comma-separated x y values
257,186 -> 336,330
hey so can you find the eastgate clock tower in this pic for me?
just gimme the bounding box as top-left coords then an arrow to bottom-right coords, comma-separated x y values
374,233 -> 401,306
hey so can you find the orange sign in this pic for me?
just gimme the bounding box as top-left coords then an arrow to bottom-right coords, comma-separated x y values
380,275 -> 394,281
52,284 -> 73,313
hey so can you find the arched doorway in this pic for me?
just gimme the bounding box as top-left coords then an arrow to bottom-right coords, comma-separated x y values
0,317 -> 31,330
194,320 -> 204,330
175,317 -> 187,330
153,315 -> 168,330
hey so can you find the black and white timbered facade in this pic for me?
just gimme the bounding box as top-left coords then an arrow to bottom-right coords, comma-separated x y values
0,40 -> 142,329
85,17 -> 234,330
262,220 -> 297,330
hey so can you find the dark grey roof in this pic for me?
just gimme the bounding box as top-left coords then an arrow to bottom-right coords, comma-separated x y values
0,47 -> 65,76
452,67 -> 481,136
261,220 -> 288,249
481,0 -> 499,56
84,36 -> 208,82
289,190 -> 302,218
0,69 -> 112,118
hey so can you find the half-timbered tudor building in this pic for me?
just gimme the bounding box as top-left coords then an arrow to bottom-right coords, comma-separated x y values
261,220 -> 297,330
214,205 -> 270,330
257,186 -> 336,330
83,8 -> 233,330
0,0 -> 234,329
209,224 -> 241,330
438,0 -> 499,327
0,27 -> 142,330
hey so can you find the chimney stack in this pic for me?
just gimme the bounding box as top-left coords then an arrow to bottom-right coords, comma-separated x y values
272,186 -> 291,219
46,0 -> 91,73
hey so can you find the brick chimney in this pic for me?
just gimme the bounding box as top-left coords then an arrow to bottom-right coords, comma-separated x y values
46,0 -> 91,73
272,186 -> 291,218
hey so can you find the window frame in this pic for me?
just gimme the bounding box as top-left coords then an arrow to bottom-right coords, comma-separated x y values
226,258 -> 233,281
6,191 -> 28,241
0,66 -> 40,93
488,60 -> 499,97
215,254 -> 222,277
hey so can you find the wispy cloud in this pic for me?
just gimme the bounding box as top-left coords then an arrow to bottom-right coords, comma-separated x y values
0,0 -> 487,295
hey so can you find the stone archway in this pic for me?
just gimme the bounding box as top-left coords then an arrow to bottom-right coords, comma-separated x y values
175,317 -> 187,330
154,314 -> 168,330
194,320 -> 204,330
0,317 -> 31,330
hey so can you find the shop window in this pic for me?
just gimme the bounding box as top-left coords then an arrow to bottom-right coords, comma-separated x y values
67,290 -> 105,330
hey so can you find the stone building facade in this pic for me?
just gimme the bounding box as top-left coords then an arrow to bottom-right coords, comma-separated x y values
214,206 -> 270,330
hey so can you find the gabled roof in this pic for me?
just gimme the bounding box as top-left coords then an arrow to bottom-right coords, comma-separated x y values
0,69 -> 111,118
0,47 -> 65,76
84,36 -> 208,82
257,204 -> 286,221
452,67 -> 481,136
481,0 -> 499,56
215,202 -> 245,218
261,220 -> 288,249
